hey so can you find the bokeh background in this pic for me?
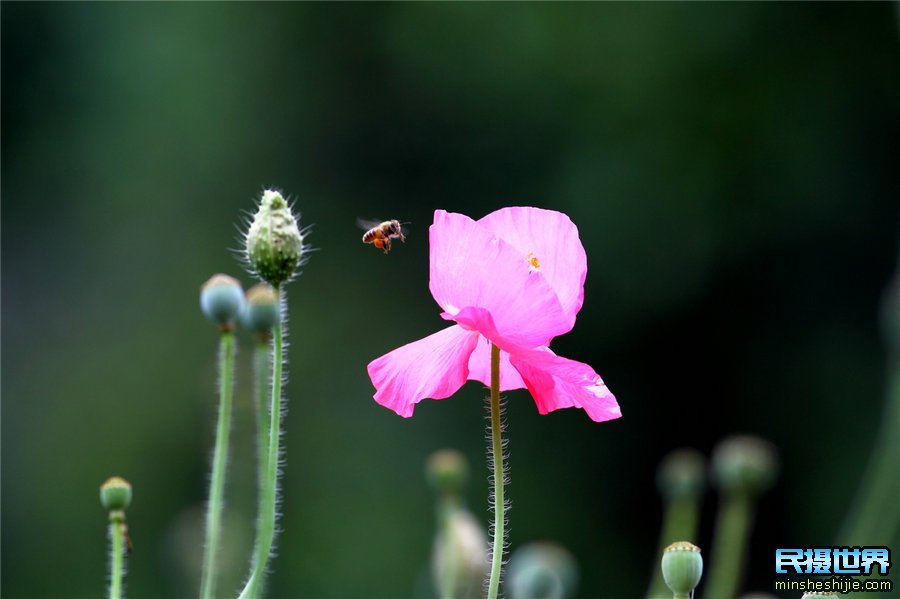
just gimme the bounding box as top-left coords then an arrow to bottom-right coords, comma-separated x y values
2,3 -> 898,598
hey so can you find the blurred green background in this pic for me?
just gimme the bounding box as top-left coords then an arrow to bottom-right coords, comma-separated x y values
3,3 -> 898,598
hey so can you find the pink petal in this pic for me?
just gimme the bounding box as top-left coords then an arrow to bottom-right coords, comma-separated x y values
466,335 -> 526,391
367,325 -> 480,417
429,210 -> 569,347
478,207 -> 587,326
509,347 -> 621,422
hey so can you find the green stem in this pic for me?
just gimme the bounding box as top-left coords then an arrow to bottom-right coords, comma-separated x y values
647,497 -> 701,599
703,492 -> 751,599
251,338 -> 271,570
838,353 -> 900,545
437,496 -> 461,599
241,287 -> 285,599
200,331 -> 236,599
108,516 -> 125,599
487,343 -> 505,599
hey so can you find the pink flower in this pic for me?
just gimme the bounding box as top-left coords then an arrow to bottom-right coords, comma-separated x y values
367,207 -> 621,423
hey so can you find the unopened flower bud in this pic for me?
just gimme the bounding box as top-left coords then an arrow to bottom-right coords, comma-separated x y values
245,189 -> 305,287
661,541 -> 703,598
100,476 -> 132,512
657,448 -> 706,500
508,542 -> 579,599
711,435 -> 779,496
426,449 -> 469,496
200,274 -> 244,331
432,508 -> 488,598
242,283 -> 280,336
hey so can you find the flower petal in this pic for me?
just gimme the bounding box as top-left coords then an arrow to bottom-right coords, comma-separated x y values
429,210 -> 569,346
478,207 -> 587,326
367,325 -> 480,417
509,347 -> 621,422
466,335 -> 526,391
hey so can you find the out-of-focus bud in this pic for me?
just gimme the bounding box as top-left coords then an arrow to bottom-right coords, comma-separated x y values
242,283 -> 280,337
657,448 -> 706,500
508,541 -> 579,599
432,508 -> 488,599
661,541 -> 703,598
200,274 -> 244,331
711,435 -> 779,496
426,449 -> 469,496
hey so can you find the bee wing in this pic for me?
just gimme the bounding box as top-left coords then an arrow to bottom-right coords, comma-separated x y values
357,218 -> 382,231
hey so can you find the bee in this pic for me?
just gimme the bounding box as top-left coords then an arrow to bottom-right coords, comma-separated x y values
122,521 -> 133,555
359,219 -> 407,254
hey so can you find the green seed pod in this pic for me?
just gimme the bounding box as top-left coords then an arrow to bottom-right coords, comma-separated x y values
426,449 -> 469,496
661,541 -> 703,598
657,448 -> 706,501
245,189 -> 305,287
200,274 -> 244,331
242,283 -> 280,336
711,435 -> 779,496
100,476 -> 132,512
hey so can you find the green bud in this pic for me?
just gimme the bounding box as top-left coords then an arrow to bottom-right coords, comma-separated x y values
100,476 -> 132,512
426,449 -> 469,496
242,283 -> 280,336
200,274 -> 244,331
245,189 -> 305,287
508,542 -> 579,599
431,507 -> 488,598
657,448 -> 706,500
711,435 -> 779,496
661,541 -> 703,598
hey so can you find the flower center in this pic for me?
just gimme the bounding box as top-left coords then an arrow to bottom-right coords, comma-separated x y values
526,252 -> 541,271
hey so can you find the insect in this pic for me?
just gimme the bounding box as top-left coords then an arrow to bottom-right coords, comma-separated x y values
359,219 -> 407,254
122,521 -> 133,555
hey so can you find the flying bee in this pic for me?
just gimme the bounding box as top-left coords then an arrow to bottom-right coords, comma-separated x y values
359,219 -> 407,254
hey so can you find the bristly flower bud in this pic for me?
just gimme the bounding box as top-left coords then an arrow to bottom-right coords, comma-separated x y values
711,435 -> 779,497
661,541 -> 703,598
245,189 -> 305,287
100,476 -> 132,512
200,274 -> 245,331
242,283 -> 280,337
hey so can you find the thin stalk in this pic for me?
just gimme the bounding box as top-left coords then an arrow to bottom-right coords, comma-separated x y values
251,338 -> 271,570
240,287 -> 286,599
200,331 -> 236,599
703,493 -> 751,599
108,516 -> 126,599
437,496 -> 461,599
487,343 -> 506,599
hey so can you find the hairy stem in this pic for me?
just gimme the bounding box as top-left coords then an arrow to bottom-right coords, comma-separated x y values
251,338 -> 271,571
487,343 -> 505,599
241,288 -> 286,599
108,517 -> 126,599
200,331 -> 236,599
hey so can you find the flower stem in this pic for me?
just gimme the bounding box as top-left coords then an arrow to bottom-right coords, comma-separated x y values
252,336 -> 271,570
487,343 -> 506,599
647,496 -> 701,599
200,331 -> 236,599
704,492 -> 751,599
108,515 -> 126,599
240,287 -> 286,599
